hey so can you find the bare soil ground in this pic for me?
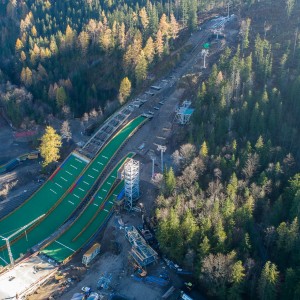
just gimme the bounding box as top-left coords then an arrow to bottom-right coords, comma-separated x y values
28,214 -> 166,300
0,115 -> 31,163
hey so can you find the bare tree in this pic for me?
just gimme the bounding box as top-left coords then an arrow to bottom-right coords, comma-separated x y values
60,120 -> 72,142
242,153 -> 260,180
82,112 -> 89,122
200,252 -> 236,297
89,108 -> 98,118
172,143 -> 196,170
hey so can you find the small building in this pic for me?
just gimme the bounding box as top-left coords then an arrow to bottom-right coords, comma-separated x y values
82,243 -> 101,266
175,100 -> 195,125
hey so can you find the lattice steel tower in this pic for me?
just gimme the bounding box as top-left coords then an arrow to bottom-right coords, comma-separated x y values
124,159 -> 140,210
175,100 -> 194,125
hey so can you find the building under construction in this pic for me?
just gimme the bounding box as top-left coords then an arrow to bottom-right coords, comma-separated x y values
125,226 -> 158,267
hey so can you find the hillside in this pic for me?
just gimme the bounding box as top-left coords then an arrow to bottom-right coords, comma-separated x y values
155,0 -> 300,299
0,0 -> 218,127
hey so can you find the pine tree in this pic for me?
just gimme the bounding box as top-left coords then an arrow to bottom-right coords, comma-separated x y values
118,77 -> 131,104
181,210 -> 198,245
144,37 -> 155,64
100,28 -> 112,51
241,18 -> 251,50
155,30 -> 164,58
56,86 -> 67,108
31,25 -> 37,37
258,261 -> 279,300
15,38 -> 24,53
50,38 -> 58,54
20,67 -> 33,87
139,7 -> 149,32
282,268 -> 298,299
39,126 -> 62,167
118,22 -> 126,50
159,13 -> 169,37
255,135 -> 264,150
20,51 -> 26,62
286,0 -> 295,18
164,167 -> 176,196
180,0 -> 188,26
169,13 -> 179,40
231,261 -> 245,284
187,0 -> 197,31
87,19 -> 99,46
78,31 -> 89,56
135,50 -> 148,85
65,24 -> 75,49
149,4 -> 159,35
200,141 -> 208,157
198,236 -> 210,261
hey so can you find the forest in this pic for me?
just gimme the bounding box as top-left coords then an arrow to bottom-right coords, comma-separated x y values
156,0 -> 300,299
0,0 -> 209,127
2,0 -> 300,298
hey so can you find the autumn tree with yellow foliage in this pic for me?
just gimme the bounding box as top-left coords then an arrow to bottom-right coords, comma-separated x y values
39,126 -> 62,167
118,77 -> 131,104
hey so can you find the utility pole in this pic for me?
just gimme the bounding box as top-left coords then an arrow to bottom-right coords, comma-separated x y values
227,2 -> 230,18
201,49 -> 209,68
293,27 -> 298,58
155,144 -> 167,173
0,214 -> 45,267
213,28 -> 222,40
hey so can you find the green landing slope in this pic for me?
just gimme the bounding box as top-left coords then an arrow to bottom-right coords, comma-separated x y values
0,116 -> 146,267
42,153 -> 134,262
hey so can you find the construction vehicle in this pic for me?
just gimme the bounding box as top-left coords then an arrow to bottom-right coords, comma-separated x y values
82,243 -> 101,266
55,273 -> 64,281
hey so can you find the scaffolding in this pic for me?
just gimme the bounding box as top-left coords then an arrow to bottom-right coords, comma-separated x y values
175,100 -> 195,125
125,226 -> 157,267
124,159 -> 140,210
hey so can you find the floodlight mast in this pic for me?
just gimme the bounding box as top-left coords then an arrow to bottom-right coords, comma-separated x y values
155,144 -> 167,173
149,152 -> 156,179
0,214 -> 45,267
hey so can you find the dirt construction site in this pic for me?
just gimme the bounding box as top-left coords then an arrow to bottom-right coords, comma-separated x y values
0,11 -> 240,300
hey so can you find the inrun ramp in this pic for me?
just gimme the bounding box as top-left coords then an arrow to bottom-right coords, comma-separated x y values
0,116 -> 146,267
41,153 -> 135,262
0,152 -> 88,247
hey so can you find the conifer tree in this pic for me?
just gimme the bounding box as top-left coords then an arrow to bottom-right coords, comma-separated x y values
258,261 -> 279,300
200,141 -> 208,157
135,50 -> 148,85
118,77 -> 131,104
144,37 -> 155,64
164,167 -> 176,196
15,38 -> 24,53
56,86 -> 67,108
169,13 -> 179,40
139,7 -> 149,32
155,30 -> 164,58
